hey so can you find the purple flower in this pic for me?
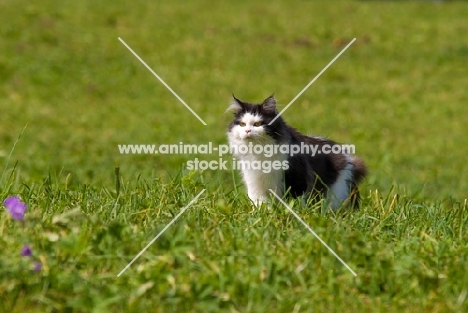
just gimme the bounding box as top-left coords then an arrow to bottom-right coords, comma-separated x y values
4,196 -> 26,220
33,262 -> 42,271
20,245 -> 32,257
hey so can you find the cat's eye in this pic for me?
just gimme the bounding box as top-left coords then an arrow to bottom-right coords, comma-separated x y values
253,122 -> 262,127
239,122 -> 246,127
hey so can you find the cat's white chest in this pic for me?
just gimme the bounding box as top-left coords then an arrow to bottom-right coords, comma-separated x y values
241,156 -> 287,205
229,137 -> 287,205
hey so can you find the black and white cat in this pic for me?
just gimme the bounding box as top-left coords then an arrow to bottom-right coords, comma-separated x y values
227,95 -> 367,209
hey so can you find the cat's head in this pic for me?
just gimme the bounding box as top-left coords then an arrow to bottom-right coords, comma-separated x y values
227,95 -> 285,143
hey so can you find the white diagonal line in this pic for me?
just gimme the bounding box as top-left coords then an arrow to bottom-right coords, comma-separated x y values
269,38 -> 356,125
269,190 -> 357,276
118,37 -> 207,126
117,189 -> 206,277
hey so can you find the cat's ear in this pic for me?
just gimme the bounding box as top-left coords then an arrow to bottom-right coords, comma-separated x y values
262,95 -> 277,113
226,95 -> 244,113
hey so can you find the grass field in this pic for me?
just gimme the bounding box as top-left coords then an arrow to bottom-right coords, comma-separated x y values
1,0 -> 468,312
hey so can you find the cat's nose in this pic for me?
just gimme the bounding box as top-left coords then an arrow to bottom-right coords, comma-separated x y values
245,129 -> 251,134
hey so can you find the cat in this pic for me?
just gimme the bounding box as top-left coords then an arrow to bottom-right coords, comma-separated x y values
227,95 -> 367,209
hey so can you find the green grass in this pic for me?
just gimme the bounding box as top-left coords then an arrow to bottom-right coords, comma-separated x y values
1,0 -> 468,312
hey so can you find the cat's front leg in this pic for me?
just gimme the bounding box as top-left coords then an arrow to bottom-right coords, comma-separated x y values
247,191 -> 269,207
247,187 -> 282,209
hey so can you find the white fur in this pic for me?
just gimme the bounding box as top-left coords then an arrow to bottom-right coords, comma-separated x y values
238,153 -> 286,205
328,155 -> 354,209
228,113 -> 287,205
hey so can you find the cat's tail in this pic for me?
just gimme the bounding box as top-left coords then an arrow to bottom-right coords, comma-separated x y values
349,156 -> 368,209
351,156 -> 367,185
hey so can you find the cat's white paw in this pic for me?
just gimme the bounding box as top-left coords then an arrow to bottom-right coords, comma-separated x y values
249,196 -> 265,204
250,198 -> 266,206
249,197 -> 272,210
